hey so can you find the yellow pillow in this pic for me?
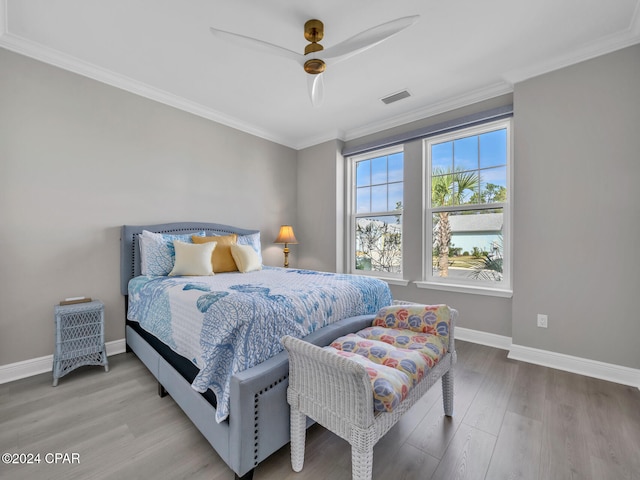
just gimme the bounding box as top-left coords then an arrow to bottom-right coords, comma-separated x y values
168,241 -> 216,276
192,234 -> 238,273
230,244 -> 262,273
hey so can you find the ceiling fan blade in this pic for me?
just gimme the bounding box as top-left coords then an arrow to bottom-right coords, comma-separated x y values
210,27 -> 303,65
307,73 -> 324,107
322,15 -> 419,63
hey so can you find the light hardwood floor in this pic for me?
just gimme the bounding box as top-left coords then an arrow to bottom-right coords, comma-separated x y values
1,341 -> 639,480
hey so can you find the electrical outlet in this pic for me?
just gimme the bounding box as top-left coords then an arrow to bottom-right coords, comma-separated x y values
537,314 -> 548,328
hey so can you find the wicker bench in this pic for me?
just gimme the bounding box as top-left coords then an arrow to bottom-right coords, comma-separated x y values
282,304 -> 457,480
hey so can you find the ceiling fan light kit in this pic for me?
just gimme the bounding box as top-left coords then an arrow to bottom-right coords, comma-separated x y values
303,58 -> 326,75
210,15 -> 419,106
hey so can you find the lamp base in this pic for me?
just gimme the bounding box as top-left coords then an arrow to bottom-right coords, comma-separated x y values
283,246 -> 290,268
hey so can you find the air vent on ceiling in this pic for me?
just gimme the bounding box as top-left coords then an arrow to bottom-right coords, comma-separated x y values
381,90 -> 411,105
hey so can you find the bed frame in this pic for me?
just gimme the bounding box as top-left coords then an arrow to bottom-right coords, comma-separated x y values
121,222 -> 380,479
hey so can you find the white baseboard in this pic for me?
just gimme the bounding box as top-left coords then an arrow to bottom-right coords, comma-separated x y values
0,339 -> 127,385
3,334 -> 639,391
453,328 -> 639,389
455,326 -> 512,351
508,343 -> 640,390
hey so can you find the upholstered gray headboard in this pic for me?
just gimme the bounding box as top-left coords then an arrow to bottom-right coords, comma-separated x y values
120,222 -> 260,296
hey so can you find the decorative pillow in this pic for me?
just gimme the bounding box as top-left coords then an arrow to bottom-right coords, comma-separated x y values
168,241 -> 216,276
230,244 -> 262,273
237,232 -> 262,265
139,230 -> 205,276
372,304 -> 450,343
192,234 -> 238,273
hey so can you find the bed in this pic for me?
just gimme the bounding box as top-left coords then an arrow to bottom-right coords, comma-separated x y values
120,222 -> 393,479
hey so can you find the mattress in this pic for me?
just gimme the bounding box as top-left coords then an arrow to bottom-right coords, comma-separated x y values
127,266 -> 392,422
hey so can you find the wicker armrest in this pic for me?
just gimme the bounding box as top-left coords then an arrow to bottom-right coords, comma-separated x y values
282,335 -> 376,432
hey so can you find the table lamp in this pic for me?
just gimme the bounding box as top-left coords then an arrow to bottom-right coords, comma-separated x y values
274,225 -> 298,268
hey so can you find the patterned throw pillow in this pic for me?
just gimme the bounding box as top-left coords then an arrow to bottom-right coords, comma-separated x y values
139,230 -> 205,276
355,326 -> 447,364
237,232 -> 262,265
372,304 -> 450,344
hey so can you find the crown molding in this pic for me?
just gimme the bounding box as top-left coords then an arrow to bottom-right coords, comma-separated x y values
293,128 -> 346,151
503,15 -> 640,84
0,32 -> 300,149
0,25 -> 514,152
2,1 -> 639,151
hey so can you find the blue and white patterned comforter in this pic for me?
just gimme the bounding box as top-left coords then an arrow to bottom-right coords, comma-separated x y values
127,267 -> 392,422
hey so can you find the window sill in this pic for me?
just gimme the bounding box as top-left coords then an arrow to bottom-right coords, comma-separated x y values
352,273 -> 410,286
414,281 -> 513,298
377,277 -> 410,286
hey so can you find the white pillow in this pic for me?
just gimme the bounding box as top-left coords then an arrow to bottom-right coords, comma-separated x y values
230,244 -> 262,273
169,241 -> 217,276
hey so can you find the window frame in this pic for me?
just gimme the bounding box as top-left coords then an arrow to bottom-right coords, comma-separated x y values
347,145 -> 405,281
418,118 -> 513,297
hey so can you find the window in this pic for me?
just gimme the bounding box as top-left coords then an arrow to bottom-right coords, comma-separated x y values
349,146 -> 403,278
422,119 -> 511,295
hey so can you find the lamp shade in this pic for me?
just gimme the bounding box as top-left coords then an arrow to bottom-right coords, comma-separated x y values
274,225 -> 298,244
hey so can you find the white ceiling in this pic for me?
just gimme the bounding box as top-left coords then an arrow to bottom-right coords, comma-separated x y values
1,0 -> 639,149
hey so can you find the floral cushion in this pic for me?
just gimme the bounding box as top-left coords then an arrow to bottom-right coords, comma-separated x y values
372,304 -> 450,344
324,346 -> 411,413
355,326 -> 447,366
329,334 -> 429,387
322,304 -> 452,413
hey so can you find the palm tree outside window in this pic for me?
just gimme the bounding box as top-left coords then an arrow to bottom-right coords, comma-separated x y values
425,119 -> 511,291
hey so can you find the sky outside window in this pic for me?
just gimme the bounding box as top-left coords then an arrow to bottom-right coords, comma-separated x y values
356,152 -> 404,214
432,128 -> 507,206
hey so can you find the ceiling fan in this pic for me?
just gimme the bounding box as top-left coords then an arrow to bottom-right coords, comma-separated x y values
210,15 -> 419,106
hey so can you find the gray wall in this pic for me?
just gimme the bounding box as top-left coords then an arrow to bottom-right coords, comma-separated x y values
512,44 -> 640,369
295,139 -> 344,272
0,49 -> 297,366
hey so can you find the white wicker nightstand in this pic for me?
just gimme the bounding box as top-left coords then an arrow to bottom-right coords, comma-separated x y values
53,300 -> 109,386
